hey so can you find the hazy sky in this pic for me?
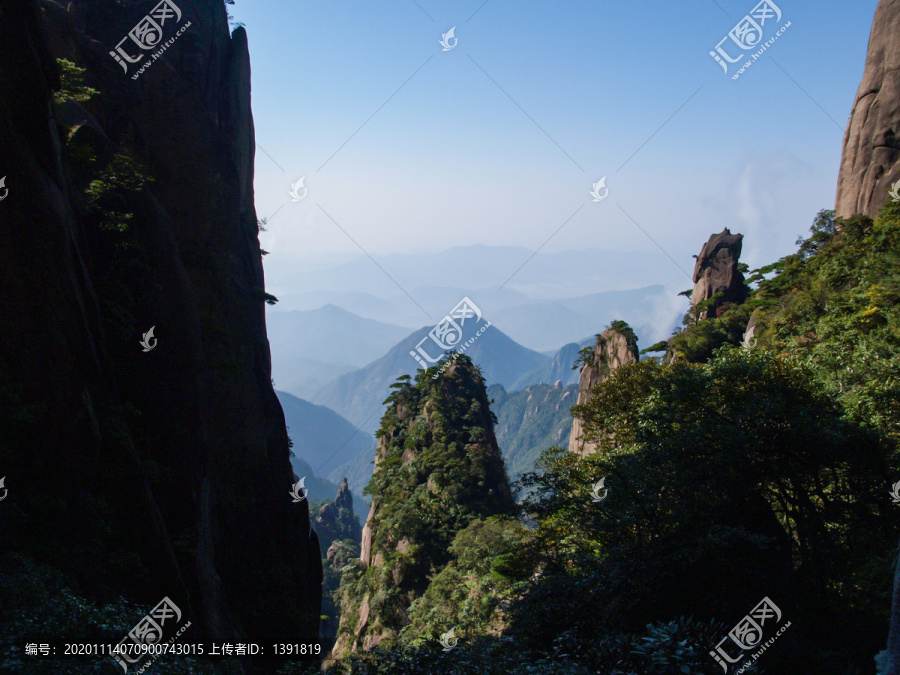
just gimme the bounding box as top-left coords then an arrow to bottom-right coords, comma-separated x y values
231,0 -> 878,293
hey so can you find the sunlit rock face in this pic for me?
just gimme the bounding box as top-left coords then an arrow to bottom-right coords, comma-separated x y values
835,0 -> 900,219
689,229 -> 748,321
568,327 -> 638,457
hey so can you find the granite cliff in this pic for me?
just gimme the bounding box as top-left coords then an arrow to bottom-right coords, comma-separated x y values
689,228 -> 748,321
315,478 -> 363,655
835,0 -> 900,219
568,324 -> 639,457
0,0 -> 320,668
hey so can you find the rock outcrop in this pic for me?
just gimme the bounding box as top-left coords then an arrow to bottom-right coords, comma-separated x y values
316,478 -> 363,654
568,324 -> 639,457
0,0 -> 320,665
314,478 -> 363,557
835,0 -> 900,219
333,357 -> 515,657
689,229 -> 748,320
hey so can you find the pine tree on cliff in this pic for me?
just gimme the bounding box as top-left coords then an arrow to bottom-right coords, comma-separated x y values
332,355 -> 515,656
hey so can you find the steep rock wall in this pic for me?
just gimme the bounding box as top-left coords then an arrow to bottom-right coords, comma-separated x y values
835,0 -> 900,219
0,0 -> 321,666
568,327 -> 639,457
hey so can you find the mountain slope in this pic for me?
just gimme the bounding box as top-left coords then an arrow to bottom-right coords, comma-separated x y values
333,356 -> 515,656
313,322 -> 549,434
267,304 -> 410,368
489,383 -> 578,479
277,390 -> 374,515
273,356 -> 356,400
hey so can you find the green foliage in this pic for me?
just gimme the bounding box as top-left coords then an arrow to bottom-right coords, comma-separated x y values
573,321 -> 639,371
84,154 -> 153,233
573,334 -> 602,371
53,58 -> 98,105
327,206 -> 900,673
337,356 -> 515,648
280,617 -> 729,674
74,153 -> 156,345
0,554 -> 216,674
669,301 -> 753,362
366,357 -> 514,558
401,516 -> 526,642
614,618 -> 733,675
749,205 -> 900,442
640,341 -> 669,355
687,291 -> 725,322
511,347 -> 897,671
607,320 -> 638,353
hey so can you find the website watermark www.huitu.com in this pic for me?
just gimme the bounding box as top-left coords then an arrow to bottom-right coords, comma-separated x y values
113,596 -> 189,673
108,0 -> 191,81
409,297 -> 491,378
709,0 -> 792,80
710,596 -> 790,672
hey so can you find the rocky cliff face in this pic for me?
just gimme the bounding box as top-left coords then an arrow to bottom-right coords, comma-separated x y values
835,5 -> 900,669
314,478 -> 363,557
835,0 -> 900,219
568,325 -> 639,457
689,229 -> 748,320
0,0 -> 320,663
315,478 -> 363,655
333,357 -> 515,657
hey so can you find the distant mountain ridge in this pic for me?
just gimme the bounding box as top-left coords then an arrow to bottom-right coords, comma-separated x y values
511,339 -> 590,390
267,305 -> 411,398
312,321 -> 549,434
263,245 -> 686,350
265,245 -> 669,307
277,390 -> 375,517
267,304 -> 410,367
489,382 -> 579,479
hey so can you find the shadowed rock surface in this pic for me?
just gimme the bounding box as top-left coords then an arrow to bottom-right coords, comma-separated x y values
835,0 -> 900,219
314,478 -> 363,557
0,0 -> 320,669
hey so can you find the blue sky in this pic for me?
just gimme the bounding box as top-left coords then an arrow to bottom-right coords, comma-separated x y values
231,0 -> 879,294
